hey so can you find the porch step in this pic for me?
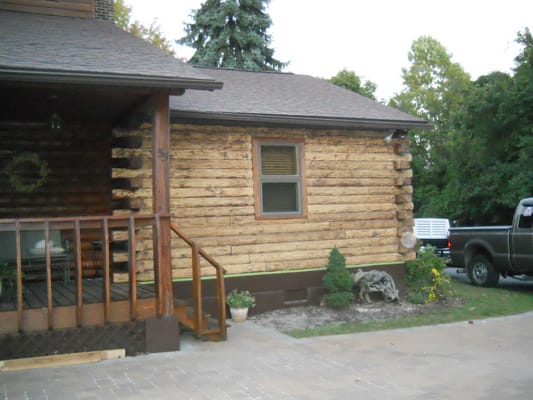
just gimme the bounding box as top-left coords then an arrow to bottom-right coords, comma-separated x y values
174,301 -> 225,341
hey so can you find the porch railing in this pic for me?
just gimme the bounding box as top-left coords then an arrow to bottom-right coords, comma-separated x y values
170,223 -> 227,340
0,215 -> 226,339
0,214 -> 170,333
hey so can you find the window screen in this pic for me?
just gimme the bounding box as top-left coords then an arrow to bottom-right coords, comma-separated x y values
261,145 -> 297,175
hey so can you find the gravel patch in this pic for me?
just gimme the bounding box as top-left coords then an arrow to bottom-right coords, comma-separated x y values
249,301 -> 454,332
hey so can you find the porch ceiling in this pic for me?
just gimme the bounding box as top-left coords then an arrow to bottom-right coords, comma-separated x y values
0,83 -> 151,126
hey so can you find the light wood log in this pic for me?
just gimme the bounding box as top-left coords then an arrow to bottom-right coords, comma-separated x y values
0,349 -> 125,372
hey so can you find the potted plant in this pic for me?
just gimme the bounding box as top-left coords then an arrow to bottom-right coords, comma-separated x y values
0,261 -> 17,298
227,289 -> 256,322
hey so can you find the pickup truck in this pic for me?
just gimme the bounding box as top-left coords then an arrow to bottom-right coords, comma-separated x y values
449,197 -> 533,286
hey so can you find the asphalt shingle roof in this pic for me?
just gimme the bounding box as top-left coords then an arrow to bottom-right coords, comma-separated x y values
170,67 -> 430,130
0,10 -> 221,91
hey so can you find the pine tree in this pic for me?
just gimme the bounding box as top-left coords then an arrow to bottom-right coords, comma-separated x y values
178,0 -> 286,71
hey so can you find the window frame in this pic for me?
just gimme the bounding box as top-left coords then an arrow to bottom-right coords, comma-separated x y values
252,137 -> 307,220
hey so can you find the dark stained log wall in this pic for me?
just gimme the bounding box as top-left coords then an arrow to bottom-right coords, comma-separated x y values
0,123 -> 111,218
0,0 -> 94,19
0,123 -> 112,276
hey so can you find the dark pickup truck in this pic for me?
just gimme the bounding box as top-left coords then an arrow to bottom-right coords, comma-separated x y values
449,198 -> 533,286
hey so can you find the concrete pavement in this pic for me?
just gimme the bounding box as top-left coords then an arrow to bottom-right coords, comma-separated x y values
1,312 -> 533,399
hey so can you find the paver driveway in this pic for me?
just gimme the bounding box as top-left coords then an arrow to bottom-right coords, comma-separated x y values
1,312 -> 533,399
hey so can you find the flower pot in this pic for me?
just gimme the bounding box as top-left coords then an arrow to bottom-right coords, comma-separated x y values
230,307 -> 249,322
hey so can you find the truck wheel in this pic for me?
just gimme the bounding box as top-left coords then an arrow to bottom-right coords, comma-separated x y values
467,255 -> 499,287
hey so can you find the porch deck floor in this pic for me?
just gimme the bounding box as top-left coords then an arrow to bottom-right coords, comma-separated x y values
0,279 -> 157,311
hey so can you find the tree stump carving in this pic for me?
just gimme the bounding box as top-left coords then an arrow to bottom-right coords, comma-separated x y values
352,270 -> 399,303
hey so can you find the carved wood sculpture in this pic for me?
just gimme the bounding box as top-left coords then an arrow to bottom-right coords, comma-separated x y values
352,270 -> 399,303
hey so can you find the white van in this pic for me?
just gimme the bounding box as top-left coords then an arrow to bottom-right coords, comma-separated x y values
413,218 -> 450,257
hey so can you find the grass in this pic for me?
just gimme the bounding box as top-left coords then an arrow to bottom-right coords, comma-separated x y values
285,278 -> 533,338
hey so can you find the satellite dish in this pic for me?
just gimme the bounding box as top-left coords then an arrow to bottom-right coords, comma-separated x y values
401,232 -> 417,249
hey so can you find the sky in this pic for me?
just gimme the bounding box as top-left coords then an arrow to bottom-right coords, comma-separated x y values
128,0 -> 533,101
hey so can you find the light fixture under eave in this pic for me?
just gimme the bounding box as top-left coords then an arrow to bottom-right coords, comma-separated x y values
384,130 -> 394,143
384,129 -> 408,143
49,113 -> 63,131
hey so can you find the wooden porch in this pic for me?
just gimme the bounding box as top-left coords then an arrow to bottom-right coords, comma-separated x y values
0,214 -> 226,347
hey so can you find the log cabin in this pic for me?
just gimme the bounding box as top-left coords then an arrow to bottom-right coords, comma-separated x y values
0,0 -> 430,359
142,68 -> 430,313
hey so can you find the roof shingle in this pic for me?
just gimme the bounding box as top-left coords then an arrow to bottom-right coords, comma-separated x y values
171,67 -> 430,130
0,10 -> 221,91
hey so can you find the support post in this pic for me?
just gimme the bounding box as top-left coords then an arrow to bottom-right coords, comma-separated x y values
151,93 -> 174,317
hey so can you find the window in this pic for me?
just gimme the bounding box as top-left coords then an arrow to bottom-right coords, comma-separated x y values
518,206 -> 533,229
252,139 -> 306,219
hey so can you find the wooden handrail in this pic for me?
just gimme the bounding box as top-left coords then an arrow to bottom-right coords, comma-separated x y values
170,224 -> 227,274
170,223 -> 227,339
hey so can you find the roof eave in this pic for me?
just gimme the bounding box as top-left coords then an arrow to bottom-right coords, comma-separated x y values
170,110 -> 434,130
0,68 -> 224,93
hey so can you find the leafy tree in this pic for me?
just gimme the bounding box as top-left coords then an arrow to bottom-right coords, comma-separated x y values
328,69 -> 377,100
322,247 -> 354,308
178,0 -> 286,71
114,0 -> 175,55
389,36 -> 471,218
447,29 -> 533,224
394,31 -> 533,225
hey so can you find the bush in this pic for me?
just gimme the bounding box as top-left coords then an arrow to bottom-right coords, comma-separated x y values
322,247 -> 354,308
406,244 -> 453,304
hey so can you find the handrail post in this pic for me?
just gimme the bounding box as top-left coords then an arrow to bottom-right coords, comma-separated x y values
191,242 -> 202,337
102,218 -> 111,323
44,221 -> 53,330
216,265 -> 227,338
128,216 -> 137,320
73,218 -> 83,327
15,221 -> 23,333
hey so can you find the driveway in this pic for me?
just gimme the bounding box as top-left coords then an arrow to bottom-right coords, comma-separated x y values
1,311 -> 533,399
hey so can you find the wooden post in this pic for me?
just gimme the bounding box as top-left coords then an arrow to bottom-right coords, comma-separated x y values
44,222 -> 53,329
15,221 -> 23,333
191,242 -> 202,337
151,93 -> 174,317
128,216 -> 137,320
102,218 -> 111,323
73,219 -> 83,328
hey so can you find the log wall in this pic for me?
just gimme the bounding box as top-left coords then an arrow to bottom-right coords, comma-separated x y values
0,122 -> 112,274
112,124 -> 414,281
0,0 -> 94,19
0,124 -> 111,218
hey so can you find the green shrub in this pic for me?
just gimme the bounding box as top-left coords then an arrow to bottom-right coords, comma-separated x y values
322,247 -> 354,308
406,244 -> 453,303
226,289 -> 256,309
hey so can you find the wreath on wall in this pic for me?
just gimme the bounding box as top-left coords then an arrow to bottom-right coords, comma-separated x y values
5,152 -> 49,193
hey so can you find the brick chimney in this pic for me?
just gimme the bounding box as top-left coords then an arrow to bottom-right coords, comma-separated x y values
94,0 -> 114,22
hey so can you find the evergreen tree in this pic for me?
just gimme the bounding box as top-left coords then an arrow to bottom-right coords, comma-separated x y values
322,247 -> 354,308
178,0 -> 286,71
